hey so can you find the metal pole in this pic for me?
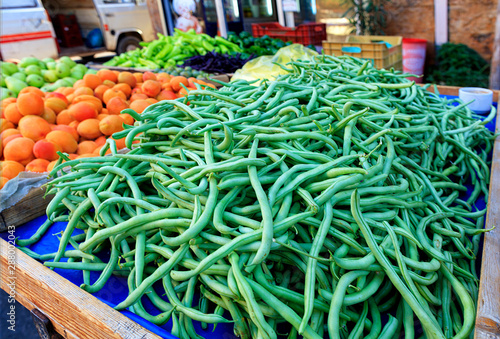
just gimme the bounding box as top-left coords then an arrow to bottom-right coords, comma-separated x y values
214,0 -> 228,38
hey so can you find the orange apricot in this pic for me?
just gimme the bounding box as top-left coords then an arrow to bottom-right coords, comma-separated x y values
83,73 -> 102,90
117,71 -> 136,88
33,139 -> 62,161
18,115 -> 52,142
72,95 -> 103,113
41,107 -> 57,124
17,93 -> 44,116
170,76 -> 189,92
3,103 -> 23,124
0,160 -> 25,179
45,130 -> 78,153
68,101 -> 98,122
103,88 -> 127,105
156,90 -> 177,101
55,110 -> 75,125
25,158 -> 50,173
19,86 -> 45,98
45,92 -> 69,104
76,140 -> 98,155
77,118 -> 102,139
99,115 -> 125,136
142,80 -> 161,98
44,97 -> 68,114
113,83 -> 132,98
120,113 -> 135,126
94,135 -> 107,147
129,99 -> 150,114
94,84 -> 111,101
74,86 -> 94,97
142,71 -> 157,82
97,69 -> 118,83
130,93 -> 148,102
3,137 -> 35,165
106,96 -> 129,115
52,124 -> 79,141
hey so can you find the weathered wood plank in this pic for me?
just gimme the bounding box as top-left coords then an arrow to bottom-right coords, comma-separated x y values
474,102 -> 500,339
0,186 -> 53,231
0,239 -> 160,339
422,84 -> 500,102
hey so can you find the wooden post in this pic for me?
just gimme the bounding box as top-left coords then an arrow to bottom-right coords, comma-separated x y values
146,0 -> 167,36
489,0 -> 500,89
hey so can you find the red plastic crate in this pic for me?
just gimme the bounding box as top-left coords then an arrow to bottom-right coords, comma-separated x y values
252,22 -> 326,46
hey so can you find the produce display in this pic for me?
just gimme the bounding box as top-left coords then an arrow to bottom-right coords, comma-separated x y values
0,70 -> 214,188
180,51 -> 255,74
15,55 -> 495,338
1,57 -> 92,99
158,65 -> 212,79
103,29 -> 242,69
227,31 -> 296,57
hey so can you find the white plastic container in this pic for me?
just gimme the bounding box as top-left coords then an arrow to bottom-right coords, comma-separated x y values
458,87 -> 493,114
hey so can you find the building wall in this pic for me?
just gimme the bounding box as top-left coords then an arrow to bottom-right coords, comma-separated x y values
383,0 -> 497,62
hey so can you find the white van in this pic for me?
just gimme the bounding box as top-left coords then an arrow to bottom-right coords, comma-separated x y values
0,0 -> 158,61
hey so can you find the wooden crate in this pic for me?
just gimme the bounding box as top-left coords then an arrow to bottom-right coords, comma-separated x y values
0,185 -> 53,231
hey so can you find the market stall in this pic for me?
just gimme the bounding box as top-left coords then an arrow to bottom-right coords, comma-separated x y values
1,18 -> 500,338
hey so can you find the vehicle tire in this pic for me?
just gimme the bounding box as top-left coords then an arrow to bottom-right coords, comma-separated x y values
116,35 -> 141,54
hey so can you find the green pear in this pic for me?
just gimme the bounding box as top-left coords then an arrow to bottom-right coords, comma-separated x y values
71,64 -> 88,73
0,75 -> 6,88
85,69 -> 98,75
0,62 -> 18,76
5,76 -> 27,94
63,77 -> 77,85
43,70 -> 58,83
70,70 -> 84,80
11,72 -> 27,82
43,57 -> 55,64
1,87 -> 16,100
58,56 -> 77,68
55,63 -> 71,78
46,62 -> 57,70
25,64 -> 42,76
54,79 -> 72,88
38,61 -> 47,70
26,74 -> 45,88
19,57 -> 40,68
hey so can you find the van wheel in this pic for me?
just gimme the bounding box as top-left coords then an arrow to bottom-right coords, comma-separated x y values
116,36 -> 141,54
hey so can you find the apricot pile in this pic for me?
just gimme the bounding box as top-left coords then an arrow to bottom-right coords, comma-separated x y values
0,69 -> 215,188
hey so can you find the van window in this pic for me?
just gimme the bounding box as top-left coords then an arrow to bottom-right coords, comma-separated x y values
1,0 -> 38,9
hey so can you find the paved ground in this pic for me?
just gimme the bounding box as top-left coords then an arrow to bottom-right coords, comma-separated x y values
0,289 -> 39,338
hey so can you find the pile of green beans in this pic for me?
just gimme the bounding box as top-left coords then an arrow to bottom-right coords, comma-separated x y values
18,54 -> 496,339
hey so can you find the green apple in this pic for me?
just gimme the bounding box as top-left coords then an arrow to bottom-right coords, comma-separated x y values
43,69 -> 58,83
85,69 -> 98,75
46,62 -> 57,70
26,74 -> 45,88
19,57 -> 40,68
5,76 -> 27,95
55,62 -> 71,78
0,62 -> 18,76
58,56 -> 77,68
63,77 -> 77,85
25,64 -> 42,76
70,70 -> 84,80
1,87 -> 16,100
11,72 -> 27,82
